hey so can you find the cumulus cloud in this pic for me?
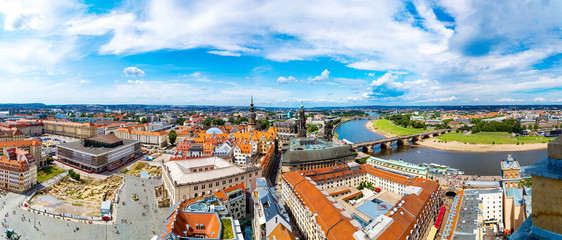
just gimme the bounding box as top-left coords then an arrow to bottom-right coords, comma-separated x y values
307,69 -> 330,84
79,79 -> 90,84
534,97 -> 546,102
123,67 -> 145,77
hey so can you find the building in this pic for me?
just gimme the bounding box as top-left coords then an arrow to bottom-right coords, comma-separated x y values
172,126 -> 276,163
366,156 -> 429,178
215,183 -> 247,220
158,194 -> 243,240
41,120 -> 97,138
0,121 -> 43,137
248,96 -> 257,132
511,136 -> 562,240
280,137 -> 355,173
260,146 -> 275,179
161,157 -> 261,204
0,148 -> 37,192
56,135 -> 141,173
501,154 -> 521,188
253,178 -> 296,240
281,162 -> 441,240
504,188 -> 525,232
0,128 -> 25,142
297,102 -> 306,138
323,119 -> 333,141
0,140 -> 45,167
114,123 -> 168,147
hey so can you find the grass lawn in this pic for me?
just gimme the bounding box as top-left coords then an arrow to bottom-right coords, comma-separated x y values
37,166 -> 65,183
221,218 -> 234,239
436,132 -> 553,144
373,119 -> 430,136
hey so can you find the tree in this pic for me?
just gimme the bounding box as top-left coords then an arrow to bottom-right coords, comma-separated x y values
140,118 -> 148,124
212,119 -> 226,126
80,113 -> 87,117
259,120 -> 269,130
307,124 -> 319,133
234,117 -> 248,125
533,123 -> 539,130
68,169 -> 80,181
169,129 -> 177,145
176,116 -> 185,126
228,117 -> 235,123
203,118 -> 213,126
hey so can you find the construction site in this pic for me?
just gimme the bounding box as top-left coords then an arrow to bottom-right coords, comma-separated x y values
29,175 -> 123,218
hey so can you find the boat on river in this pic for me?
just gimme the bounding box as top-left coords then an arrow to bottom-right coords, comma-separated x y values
421,163 -> 465,175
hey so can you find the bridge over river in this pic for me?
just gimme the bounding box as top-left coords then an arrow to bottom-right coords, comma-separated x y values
350,129 -> 452,152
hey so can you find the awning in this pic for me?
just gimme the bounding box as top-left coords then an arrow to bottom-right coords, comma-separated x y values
434,206 -> 446,229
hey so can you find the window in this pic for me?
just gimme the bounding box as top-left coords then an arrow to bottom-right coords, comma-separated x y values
209,183 -> 212,188
229,179 -> 232,183
194,186 -> 198,190
216,182 -> 219,187
202,185 -> 205,189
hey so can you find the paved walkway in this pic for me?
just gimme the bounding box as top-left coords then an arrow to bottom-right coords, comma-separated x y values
1,176 -> 169,240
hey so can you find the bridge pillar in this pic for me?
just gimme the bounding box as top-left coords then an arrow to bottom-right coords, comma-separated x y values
380,142 -> 391,149
411,136 -> 421,142
397,139 -> 410,146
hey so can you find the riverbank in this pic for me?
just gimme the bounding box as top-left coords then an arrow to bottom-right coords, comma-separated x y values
365,120 -> 396,137
416,139 -> 547,152
365,120 -> 548,152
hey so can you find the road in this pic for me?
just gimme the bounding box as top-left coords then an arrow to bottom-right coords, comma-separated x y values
0,176 -> 170,240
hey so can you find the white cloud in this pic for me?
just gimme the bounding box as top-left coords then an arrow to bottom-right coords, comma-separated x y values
277,76 -> 298,84
556,99 -> 562,102
534,97 -> 546,102
497,98 -> 523,103
127,80 -> 144,84
308,69 -> 330,84
79,79 -> 90,84
123,67 -> 145,78
208,51 -> 241,57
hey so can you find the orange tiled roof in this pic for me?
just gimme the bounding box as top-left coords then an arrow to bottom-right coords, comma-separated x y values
0,139 -> 41,147
269,223 -> 298,240
282,171 -> 359,240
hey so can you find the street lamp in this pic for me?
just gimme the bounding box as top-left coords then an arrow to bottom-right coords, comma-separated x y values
34,210 -> 37,230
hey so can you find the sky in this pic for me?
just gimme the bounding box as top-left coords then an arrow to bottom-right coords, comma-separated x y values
0,0 -> 561,107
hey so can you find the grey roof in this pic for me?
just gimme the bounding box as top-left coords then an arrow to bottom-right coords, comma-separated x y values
281,138 -> 353,165
57,139 -> 139,156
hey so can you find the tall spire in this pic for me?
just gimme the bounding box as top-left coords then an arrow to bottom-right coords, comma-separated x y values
250,95 -> 255,112
301,100 -> 303,108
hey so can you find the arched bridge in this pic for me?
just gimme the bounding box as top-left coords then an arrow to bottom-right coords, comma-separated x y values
350,129 -> 452,152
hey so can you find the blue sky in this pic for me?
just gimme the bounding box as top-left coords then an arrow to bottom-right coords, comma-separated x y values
0,0 -> 561,107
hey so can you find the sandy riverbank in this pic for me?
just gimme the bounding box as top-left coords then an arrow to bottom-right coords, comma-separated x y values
365,120 -> 396,137
416,139 -> 547,152
365,120 -> 548,152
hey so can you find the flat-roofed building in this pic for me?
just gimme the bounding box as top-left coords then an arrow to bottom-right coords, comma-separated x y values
0,148 -> 37,192
366,156 -> 429,178
0,139 -> 45,167
114,123 -> 168,147
162,157 -> 260,204
56,134 -> 141,173
441,188 -> 503,240
280,137 -> 354,173
40,120 -> 97,138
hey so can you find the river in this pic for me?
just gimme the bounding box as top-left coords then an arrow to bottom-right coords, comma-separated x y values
335,119 -> 547,176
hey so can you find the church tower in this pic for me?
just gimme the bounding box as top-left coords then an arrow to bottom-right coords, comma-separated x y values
298,101 -> 307,137
248,96 -> 257,132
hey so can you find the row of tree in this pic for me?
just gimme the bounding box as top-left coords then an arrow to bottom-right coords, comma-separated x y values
469,118 -> 524,134
387,114 -> 427,129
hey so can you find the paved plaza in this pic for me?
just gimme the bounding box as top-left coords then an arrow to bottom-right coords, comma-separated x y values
0,176 -> 170,240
